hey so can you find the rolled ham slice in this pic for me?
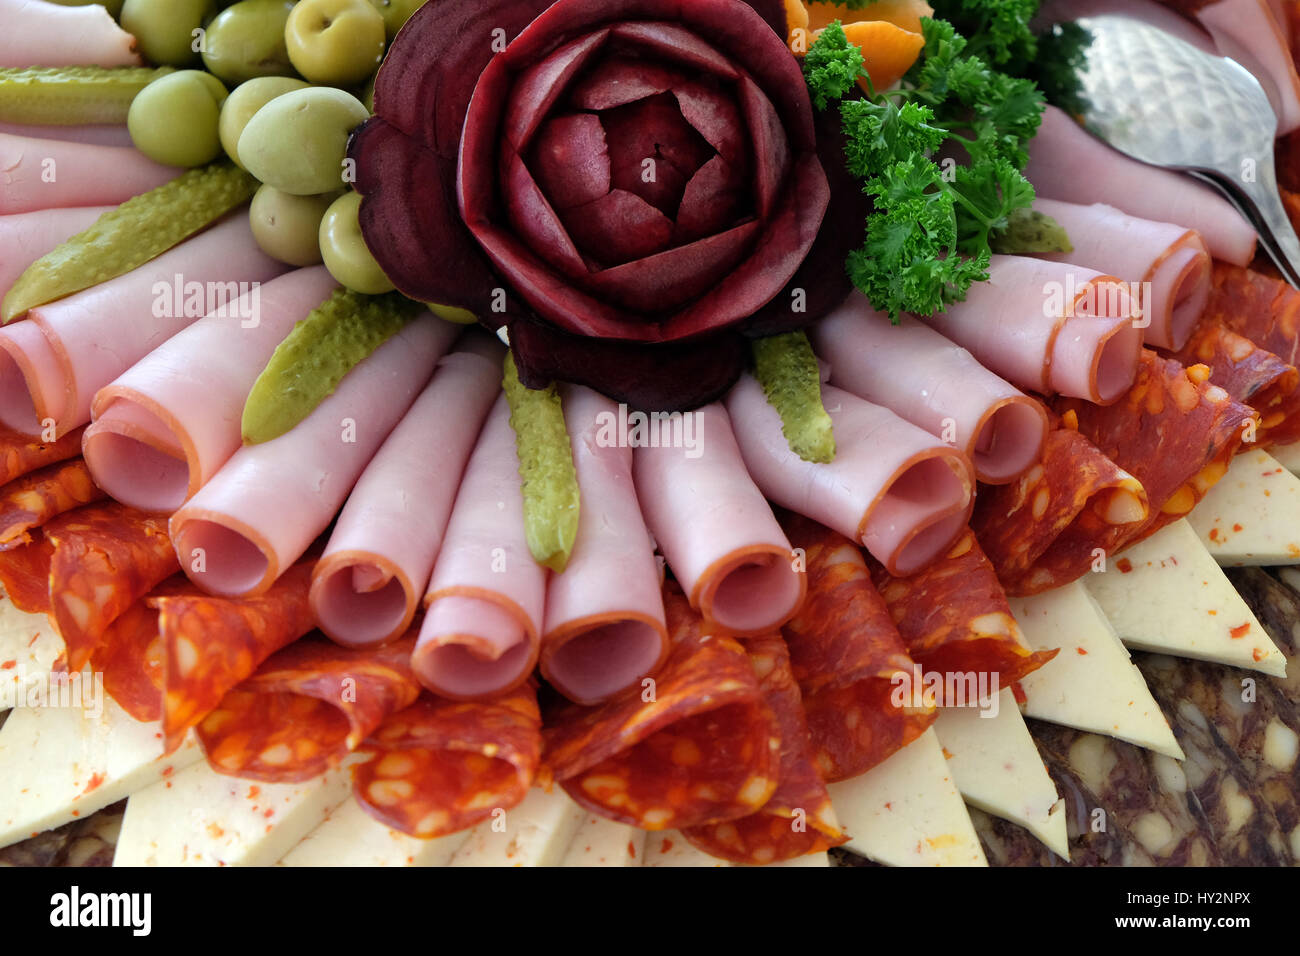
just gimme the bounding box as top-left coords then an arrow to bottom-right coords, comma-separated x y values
540,385 -> 669,705
0,133 -> 177,214
0,214 -> 285,438
310,331 -> 503,649
1036,0 -> 1219,53
0,205 -> 111,296
170,313 -> 455,598
0,0 -> 141,67
83,267 -> 339,512
812,294 -> 1048,485
1032,198 -> 1211,352
724,375 -> 974,577
413,396 -> 545,701
917,255 -> 1144,405
0,123 -> 135,148
632,403 -> 804,636
1025,105 -> 1257,266
1197,0 -> 1300,135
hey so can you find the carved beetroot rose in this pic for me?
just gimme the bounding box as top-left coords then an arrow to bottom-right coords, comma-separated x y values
350,0 -> 866,409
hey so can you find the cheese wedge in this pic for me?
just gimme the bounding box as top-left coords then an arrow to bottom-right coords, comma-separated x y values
826,729 -> 987,866
0,696 -> 201,849
0,598 -> 59,712
933,690 -> 1069,860
1187,449 -> 1300,565
1085,519 -> 1286,677
642,831 -> 732,867
279,797 -> 471,867
560,814 -> 644,867
1009,583 -> 1184,760
449,787 -> 586,867
114,760 -> 351,866
1267,440 -> 1300,475
766,851 -> 831,867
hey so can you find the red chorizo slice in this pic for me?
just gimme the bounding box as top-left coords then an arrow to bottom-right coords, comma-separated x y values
155,561 -> 316,754
90,576 -> 193,722
197,636 -> 421,783
779,511 -> 935,781
870,530 -> 1060,697
0,425 -> 84,487
0,531 -> 53,613
972,423 -> 1149,594
44,501 -> 178,672
542,583 -> 780,831
351,684 -> 541,839
680,635 -> 846,864
0,459 -> 105,550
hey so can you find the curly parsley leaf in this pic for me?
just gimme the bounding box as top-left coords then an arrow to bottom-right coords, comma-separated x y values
927,0 -> 1040,67
802,20 -> 865,110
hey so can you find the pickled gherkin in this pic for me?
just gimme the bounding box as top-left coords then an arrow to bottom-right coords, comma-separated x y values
242,288 -> 421,444
752,330 -> 837,464
2,161 -> 258,323
0,66 -> 173,125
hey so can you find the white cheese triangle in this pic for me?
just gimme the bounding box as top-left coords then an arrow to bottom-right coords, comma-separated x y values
560,813 -> 644,867
448,787 -> 586,867
279,796 -> 471,866
826,728 -> 987,866
934,689 -> 1069,860
1187,449 -> 1300,565
1265,440 -> 1300,475
0,597 -> 59,713
1009,583 -> 1184,760
0,695 -> 201,848
1085,519 -> 1286,676
642,830 -> 732,867
114,759 -> 351,866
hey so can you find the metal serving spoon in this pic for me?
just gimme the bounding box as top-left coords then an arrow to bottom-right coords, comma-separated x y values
1069,13 -> 1300,287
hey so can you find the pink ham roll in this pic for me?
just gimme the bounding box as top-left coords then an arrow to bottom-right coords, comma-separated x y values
917,255 -> 1144,405
83,267 -> 339,512
541,385 -> 669,705
1036,0 -> 1219,53
0,133 -> 177,214
1198,0 -> 1300,135
170,313 -> 456,598
1032,199 -> 1210,352
310,331 -> 504,649
633,403 -> 804,636
812,294 -> 1048,485
0,0 -> 141,67
0,214 -> 285,438
413,396 -> 545,701
726,375 -> 975,577
0,123 -> 135,147
1025,106 -> 1257,266
0,205 -> 110,297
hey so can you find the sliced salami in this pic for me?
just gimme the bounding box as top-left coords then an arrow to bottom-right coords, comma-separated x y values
352,684 -> 541,839
542,583 -> 780,831
0,458 -> 104,549
44,501 -> 178,672
779,511 -> 936,781
869,530 -> 1060,696
156,560 -> 316,753
680,635 -> 846,864
0,424 -> 85,486
90,575 -> 193,723
0,531 -> 52,613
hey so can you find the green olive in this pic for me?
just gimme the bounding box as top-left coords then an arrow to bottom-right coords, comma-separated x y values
249,185 -> 336,265
44,0 -> 126,16
360,71 -> 376,113
319,191 -> 393,294
237,86 -> 368,195
127,70 -> 228,167
366,0 -> 428,40
120,0 -> 217,67
286,0 -> 386,87
428,304 -> 477,325
218,75 -> 310,168
200,0 -> 297,85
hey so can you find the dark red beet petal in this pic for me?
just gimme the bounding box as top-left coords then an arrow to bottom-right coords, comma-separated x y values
607,21 -> 740,80
583,221 -> 759,313
502,29 -> 610,151
674,155 -> 748,243
349,118 -> 498,313
561,189 -> 675,266
672,78 -> 746,165
737,74 -> 791,220
510,320 -> 749,412
601,93 -> 709,215
529,113 -> 611,211
744,104 -> 872,337
500,145 -> 590,279
568,56 -> 686,111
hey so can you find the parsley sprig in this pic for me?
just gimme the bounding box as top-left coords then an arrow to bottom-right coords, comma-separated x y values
804,17 -> 1047,319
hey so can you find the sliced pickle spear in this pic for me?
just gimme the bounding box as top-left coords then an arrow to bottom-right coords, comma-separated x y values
1,161 -> 258,323
503,352 -> 580,574
752,330 -> 837,464
0,66 -> 173,125
990,207 -> 1073,255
